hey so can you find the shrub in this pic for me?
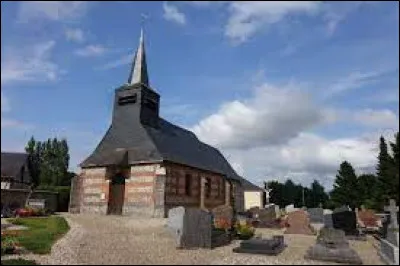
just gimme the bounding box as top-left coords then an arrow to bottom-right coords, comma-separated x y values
234,222 -> 255,240
1,234 -> 20,255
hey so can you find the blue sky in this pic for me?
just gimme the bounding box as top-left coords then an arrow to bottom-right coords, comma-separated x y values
1,1 -> 399,190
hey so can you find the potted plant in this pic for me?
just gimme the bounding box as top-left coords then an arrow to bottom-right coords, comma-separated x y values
235,222 -> 255,240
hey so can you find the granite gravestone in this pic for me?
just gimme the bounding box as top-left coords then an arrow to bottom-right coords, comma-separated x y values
258,206 -> 278,227
309,208 -> 324,224
285,210 -> 314,235
332,207 -> 358,236
233,235 -> 286,255
27,199 -> 46,210
305,228 -> 362,264
324,214 -> 334,228
285,204 -> 297,213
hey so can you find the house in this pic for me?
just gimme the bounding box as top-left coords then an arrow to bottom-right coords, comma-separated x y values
1,152 -> 32,190
239,177 -> 265,210
69,28 -> 247,217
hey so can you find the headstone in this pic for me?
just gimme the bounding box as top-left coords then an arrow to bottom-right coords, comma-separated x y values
304,228 -> 362,264
323,209 -> 333,214
285,204 -> 297,213
233,235 -> 286,255
258,205 -> 278,227
212,205 -> 233,229
27,199 -> 46,210
324,213 -> 333,228
309,208 -> 324,223
378,199 -> 399,265
285,210 -> 314,235
332,208 -> 358,235
167,206 -> 231,249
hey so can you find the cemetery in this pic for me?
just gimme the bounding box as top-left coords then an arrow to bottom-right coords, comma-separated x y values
1,2 -> 398,265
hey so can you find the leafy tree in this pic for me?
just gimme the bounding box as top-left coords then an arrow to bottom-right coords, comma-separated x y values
389,132 -> 399,204
330,161 -> 359,209
310,180 -> 329,208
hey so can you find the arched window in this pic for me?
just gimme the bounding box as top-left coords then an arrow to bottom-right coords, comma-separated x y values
185,174 -> 191,196
205,177 -> 211,198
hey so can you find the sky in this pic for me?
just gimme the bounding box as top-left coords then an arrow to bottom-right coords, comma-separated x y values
1,1 -> 399,190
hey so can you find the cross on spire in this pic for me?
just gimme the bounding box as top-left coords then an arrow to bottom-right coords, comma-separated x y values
127,14 -> 150,86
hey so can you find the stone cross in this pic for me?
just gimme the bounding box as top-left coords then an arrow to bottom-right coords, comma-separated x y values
263,182 -> 272,206
384,199 -> 399,227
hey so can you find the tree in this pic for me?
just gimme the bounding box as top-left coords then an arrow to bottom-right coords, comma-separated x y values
389,132 -> 399,204
357,174 -> 378,209
330,161 -> 359,209
25,136 -> 40,186
375,136 -> 395,210
310,180 -> 329,208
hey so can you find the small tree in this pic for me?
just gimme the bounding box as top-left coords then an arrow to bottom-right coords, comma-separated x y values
330,161 -> 359,209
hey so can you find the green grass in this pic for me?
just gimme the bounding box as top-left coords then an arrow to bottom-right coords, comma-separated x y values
7,216 -> 70,254
1,259 -> 38,265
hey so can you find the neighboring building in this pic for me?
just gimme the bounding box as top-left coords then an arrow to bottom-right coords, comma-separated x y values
69,28 -> 246,217
240,177 -> 264,210
1,152 -> 32,190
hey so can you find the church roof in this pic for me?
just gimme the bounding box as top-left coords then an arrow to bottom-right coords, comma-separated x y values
1,152 -> 28,178
239,177 -> 263,191
80,28 -> 240,182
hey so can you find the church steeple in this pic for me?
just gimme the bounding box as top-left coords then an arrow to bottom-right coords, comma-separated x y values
127,27 -> 149,86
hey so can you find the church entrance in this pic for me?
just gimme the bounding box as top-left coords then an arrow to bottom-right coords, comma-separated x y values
107,174 -> 126,215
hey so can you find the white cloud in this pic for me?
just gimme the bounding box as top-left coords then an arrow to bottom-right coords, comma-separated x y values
96,54 -> 132,70
163,2 -> 186,25
75,45 -> 107,57
1,41 -> 60,85
1,118 -> 32,130
324,70 -> 387,98
65,28 -> 85,43
191,82 -> 324,149
1,92 -> 10,113
225,1 -> 321,43
353,109 -> 399,129
17,1 -> 88,23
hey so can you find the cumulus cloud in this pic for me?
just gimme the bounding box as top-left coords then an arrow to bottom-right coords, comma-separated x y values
163,2 -> 186,25
17,1 -> 89,23
224,1 -> 321,43
65,28 -> 85,43
191,83 -> 324,149
96,54 -> 132,70
74,45 -> 107,57
1,41 -> 60,85
353,109 -> 399,129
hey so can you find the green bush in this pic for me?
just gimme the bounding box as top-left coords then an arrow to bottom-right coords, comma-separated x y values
234,222 -> 255,240
1,259 -> 38,265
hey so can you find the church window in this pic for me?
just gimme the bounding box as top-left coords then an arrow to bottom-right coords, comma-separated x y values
185,174 -> 191,196
118,93 -> 137,105
205,177 -> 211,198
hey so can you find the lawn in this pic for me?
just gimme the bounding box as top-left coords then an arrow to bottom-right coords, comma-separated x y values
7,216 -> 70,254
1,259 -> 38,265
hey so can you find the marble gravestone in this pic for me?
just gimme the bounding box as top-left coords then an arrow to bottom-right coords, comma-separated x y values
305,228 -> 362,264
378,199 -> 399,265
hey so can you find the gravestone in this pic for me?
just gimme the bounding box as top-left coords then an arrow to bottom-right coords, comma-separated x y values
324,214 -> 333,228
233,235 -> 286,255
167,206 -> 231,249
258,205 -> 278,227
27,199 -> 46,210
378,199 -> 399,265
285,210 -> 314,235
285,204 -> 297,213
305,228 -> 362,264
212,205 -> 233,229
332,208 -> 358,236
309,208 -> 324,223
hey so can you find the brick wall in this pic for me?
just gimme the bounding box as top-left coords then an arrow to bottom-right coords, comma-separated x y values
79,167 -> 109,215
164,163 -> 226,214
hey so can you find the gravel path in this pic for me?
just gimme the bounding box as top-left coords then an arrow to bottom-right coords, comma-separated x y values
1,214 -> 385,265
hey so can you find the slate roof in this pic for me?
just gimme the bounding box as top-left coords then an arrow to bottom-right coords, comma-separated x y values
239,177 -> 263,192
1,152 -> 28,179
81,118 -> 241,181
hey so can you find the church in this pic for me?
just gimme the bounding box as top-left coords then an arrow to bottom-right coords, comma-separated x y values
69,28 -> 245,217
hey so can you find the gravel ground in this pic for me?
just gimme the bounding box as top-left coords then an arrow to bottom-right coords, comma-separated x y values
1,214 -> 385,265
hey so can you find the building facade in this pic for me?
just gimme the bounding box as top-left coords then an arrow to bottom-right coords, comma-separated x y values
69,29 -> 245,217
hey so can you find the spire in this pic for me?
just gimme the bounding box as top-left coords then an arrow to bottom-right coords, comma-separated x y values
127,27 -> 149,86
